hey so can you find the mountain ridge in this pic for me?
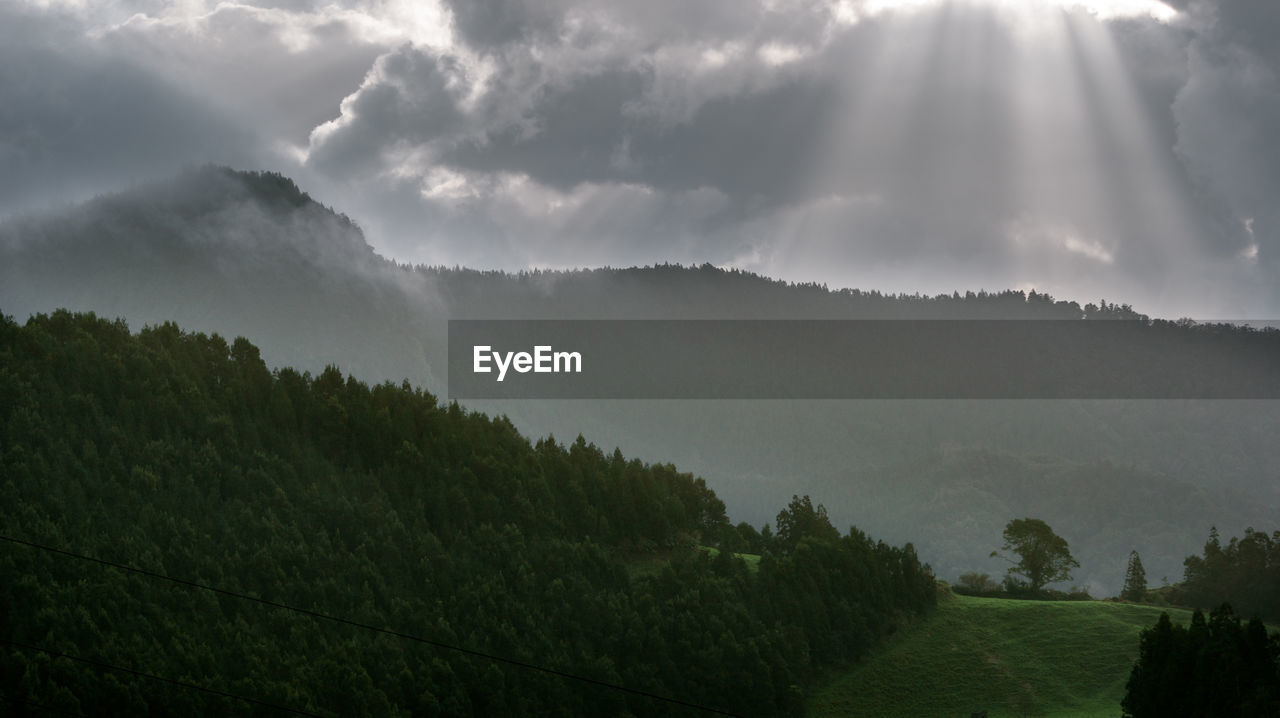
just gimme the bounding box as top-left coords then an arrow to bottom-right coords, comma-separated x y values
4,165 -> 1277,595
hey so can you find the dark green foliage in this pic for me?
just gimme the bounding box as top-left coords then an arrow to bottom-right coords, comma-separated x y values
1122,551 -> 1147,602
1122,605 -> 1280,717
0,310 -> 935,716
773,495 -> 840,554
1176,526 -> 1280,622
992,518 -> 1079,593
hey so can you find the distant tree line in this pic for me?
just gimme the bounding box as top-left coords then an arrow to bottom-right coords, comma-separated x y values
424,261 -> 1150,320
1173,527 -> 1280,622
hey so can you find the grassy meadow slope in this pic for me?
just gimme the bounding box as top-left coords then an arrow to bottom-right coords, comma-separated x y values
811,591 -> 1194,718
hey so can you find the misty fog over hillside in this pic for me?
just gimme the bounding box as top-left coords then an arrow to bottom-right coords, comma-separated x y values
4,166 -> 1277,594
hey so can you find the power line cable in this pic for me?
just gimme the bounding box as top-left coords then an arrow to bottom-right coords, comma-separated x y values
1,534 -> 743,717
0,639 -> 327,717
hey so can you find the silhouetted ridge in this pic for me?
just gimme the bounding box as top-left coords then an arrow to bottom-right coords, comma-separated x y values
423,262 -> 1147,320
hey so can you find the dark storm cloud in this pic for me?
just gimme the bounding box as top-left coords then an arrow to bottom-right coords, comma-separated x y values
444,0 -> 559,48
305,0 -> 853,197
441,0 -> 779,50
444,67 -> 652,189
1200,0 -> 1280,73
306,5 -> 1144,273
1127,0 -> 1280,313
434,59 -> 846,206
307,46 -> 469,175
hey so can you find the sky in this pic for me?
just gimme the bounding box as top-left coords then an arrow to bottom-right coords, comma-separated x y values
3,0 -> 1279,318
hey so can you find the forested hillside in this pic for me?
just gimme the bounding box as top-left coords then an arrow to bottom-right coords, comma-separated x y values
0,311 -> 935,716
5,166 -> 1279,594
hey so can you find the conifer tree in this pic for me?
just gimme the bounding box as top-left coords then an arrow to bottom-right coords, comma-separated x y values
1122,550 -> 1147,602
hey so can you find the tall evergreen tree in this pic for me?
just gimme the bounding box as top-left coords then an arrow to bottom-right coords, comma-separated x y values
1122,550 -> 1147,602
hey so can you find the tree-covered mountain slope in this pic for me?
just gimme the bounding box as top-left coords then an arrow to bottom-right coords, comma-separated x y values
3,166 -> 1278,595
0,310 -> 935,716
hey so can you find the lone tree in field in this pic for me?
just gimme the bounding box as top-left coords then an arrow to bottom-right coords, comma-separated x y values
1121,550 -> 1147,602
990,518 -> 1079,593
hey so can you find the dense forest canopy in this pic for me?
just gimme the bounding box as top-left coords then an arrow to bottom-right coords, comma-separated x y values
1123,606 -> 1280,718
0,310 -> 935,715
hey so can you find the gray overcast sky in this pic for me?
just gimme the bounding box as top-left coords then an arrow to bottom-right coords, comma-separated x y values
3,0 -> 1278,317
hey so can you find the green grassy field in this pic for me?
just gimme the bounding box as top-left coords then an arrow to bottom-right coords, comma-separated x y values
809,589 -> 1193,717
